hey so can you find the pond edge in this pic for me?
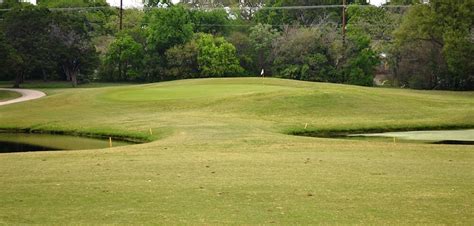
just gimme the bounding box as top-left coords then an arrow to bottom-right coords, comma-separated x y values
286,124 -> 474,139
0,127 -> 158,144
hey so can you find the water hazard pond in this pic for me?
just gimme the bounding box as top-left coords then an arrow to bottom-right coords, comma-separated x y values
0,133 -> 133,153
350,129 -> 474,144
294,129 -> 474,145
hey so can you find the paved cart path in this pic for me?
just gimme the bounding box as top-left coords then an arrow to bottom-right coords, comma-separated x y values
0,88 -> 46,106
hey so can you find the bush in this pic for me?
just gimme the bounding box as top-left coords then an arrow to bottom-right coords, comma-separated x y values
196,33 -> 244,77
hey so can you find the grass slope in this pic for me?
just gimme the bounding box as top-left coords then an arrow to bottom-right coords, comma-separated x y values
0,78 -> 473,224
0,90 -> 21,102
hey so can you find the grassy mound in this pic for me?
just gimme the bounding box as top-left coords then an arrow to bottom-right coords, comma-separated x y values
0,78 -> 473,224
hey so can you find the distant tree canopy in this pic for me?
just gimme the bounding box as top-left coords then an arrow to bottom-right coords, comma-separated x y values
102,34 -> 144,81
37,0 -> 108,7
196,33 -> 244,77
3,6 -> 54,87
49,11 -> 99,87
272,25 -> 345,83
249,23 -> 279,73
145,5 -> 194,53
0,0 -> 472,90
255,0 -> 369,27
0,31 -> 21,81
1,4 -> 99,87
393,0 -> 473,90
191,9 -> 230,35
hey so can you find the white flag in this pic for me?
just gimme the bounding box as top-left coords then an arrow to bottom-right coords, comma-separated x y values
261,69 -> 264,76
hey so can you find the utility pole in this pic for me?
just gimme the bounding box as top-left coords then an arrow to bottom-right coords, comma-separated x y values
119,0 -> 123,30
118,0 -> 123,80
342,0 -> 346,46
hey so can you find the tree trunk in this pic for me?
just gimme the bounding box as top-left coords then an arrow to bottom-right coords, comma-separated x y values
124,61 -> 128,79
392,55 -> 400,87
13,72 -> 23,88
70,71 -> 78,88
63,66 -> 71,81
42,69 -> 48,82
124,67 -> 127,79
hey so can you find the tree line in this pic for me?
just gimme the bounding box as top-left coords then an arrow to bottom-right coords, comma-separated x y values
0,0 -> 472,90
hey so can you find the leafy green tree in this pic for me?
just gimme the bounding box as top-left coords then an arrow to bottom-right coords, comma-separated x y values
191,9 -> 230,35
227,31 -> 258,75
0,31 -> 22,81
344,33 -> 379,86
103,34 -> 144,81
142,5 -> 194,80
84,8 -> 116,38
272,27 -> 341,82
249,23 -> 279,74
105,8 -> 144,36
145,5 -> 194,53
0,0 -> 25,10
255,0 -> 368,27
38,1 -> 116,58
393,0 -> 473,90
50,11 -> 100,87
196,33 -> 243,77
341,6 -> 385,86
3,5 -> 52,87
165,40 -> 199,79
346,5 -> 401,50
37,0 -> 108,7
232,0 -> 266,21
98,9 -> 145,58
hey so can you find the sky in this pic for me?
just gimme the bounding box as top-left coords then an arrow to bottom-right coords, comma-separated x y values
369,0 -> 387,6
107,0 -> 144,8
106,0 -> 388,8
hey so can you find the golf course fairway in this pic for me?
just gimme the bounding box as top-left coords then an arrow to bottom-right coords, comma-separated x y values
0,78 -> 473,224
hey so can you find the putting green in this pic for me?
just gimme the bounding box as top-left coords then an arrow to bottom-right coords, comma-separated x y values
104,83 -> 295,101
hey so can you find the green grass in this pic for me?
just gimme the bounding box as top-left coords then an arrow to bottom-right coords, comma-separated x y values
0,78 -> 473,224
0,90 -> 21,101
0,80 -> 134,89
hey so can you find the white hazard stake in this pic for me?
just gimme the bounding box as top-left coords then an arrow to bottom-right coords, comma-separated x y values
261,69 -> 265,77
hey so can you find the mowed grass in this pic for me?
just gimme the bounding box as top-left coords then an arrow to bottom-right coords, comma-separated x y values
0,90 -> 21,101
0,80 -> 133,89
0,78 -> 473,224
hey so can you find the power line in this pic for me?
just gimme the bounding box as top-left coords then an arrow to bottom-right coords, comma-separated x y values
79,20 -> 403,28
210,5 -> 411,10
0,4 -> 412,12
0,6 -> 110,12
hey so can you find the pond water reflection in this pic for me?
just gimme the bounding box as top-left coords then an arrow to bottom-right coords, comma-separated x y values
350,129 -> 474,144
0,133 -> 133,153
